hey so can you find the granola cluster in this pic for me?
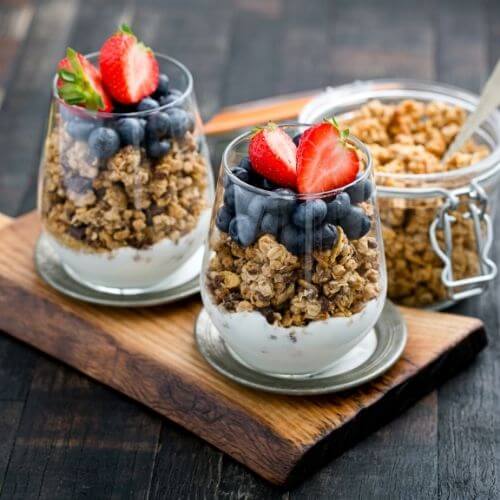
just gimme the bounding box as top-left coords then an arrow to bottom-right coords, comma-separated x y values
206,229 -> 380,328
342,99 -> 490,306
41,118 -> 208,252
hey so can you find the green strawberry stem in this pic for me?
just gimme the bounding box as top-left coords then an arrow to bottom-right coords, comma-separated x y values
57,48 -> 104,111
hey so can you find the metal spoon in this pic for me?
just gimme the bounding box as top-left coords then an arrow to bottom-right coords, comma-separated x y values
443,60 -> 500,162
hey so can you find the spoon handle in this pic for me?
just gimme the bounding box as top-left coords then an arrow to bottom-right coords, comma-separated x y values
443,60 -> 500,161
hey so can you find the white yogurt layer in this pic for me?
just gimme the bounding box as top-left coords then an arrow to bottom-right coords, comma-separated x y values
47,209 -> 210,292
202,292 -> 384,376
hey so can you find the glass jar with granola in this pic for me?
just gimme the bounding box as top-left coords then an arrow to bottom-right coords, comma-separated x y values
300,80 -> 500,308
38,26 -> 214,294
200,123 -> 387,377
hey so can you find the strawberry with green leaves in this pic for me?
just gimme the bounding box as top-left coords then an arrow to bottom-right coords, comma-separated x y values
57,48 -> 113,112
99,24 -> 159,105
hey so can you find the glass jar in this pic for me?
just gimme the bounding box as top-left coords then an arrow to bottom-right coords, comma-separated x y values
38,53 -> 214,294
200,124 -> 387,377
300,79 -> 500,309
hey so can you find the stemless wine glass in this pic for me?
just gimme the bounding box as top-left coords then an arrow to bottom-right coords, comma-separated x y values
38,53 -> 214,294
200,124 -> 387,377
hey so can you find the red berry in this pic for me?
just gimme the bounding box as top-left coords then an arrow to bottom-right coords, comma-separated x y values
248,125 -> 297,189
99,24 -> 159,105
296,121 -> 360,194
57,49 -> 113,112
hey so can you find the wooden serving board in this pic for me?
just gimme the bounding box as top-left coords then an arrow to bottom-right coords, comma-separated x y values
0,212 -> 487,486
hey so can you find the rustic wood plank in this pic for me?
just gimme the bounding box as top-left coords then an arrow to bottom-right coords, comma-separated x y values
0,0 -> 79,216
0,212 -> 487,485
0,394 -> 161,499
0,402 -> 24,491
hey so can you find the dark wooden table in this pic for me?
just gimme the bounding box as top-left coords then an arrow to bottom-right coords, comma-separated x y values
0,0 -> 499,498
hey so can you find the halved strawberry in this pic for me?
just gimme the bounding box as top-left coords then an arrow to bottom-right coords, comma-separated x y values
296,120 -> 360,194
248,124 -> 297,188
57,48 -> 113,112
99,24 -> 159,104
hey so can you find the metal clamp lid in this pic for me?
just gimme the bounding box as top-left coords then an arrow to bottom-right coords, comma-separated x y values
429,180 -> 497,301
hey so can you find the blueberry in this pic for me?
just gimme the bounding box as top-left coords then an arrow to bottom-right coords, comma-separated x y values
281,224 -> 305,255
168,108 -> 191,138
234,185 -> 254,214
115,118 -> 145,146
293,133 -> 302,146
229,215 -> 258,247
215,205 -> 233,233
160,88 -> 183,106
292,199 -> 327,228
88,127 -> 120,159
260,213 -> 280,236
247,195 -> 267,221
266,188 -> 296,215
339,206 -> 371,240
147,139 -> 171,159
146,112 -> 171,138
238,157 -> 253,172
223,184 -> 235,210
313,223 -> 339,250
326,192 -> 351,223
346,174 -> 373,204
257,176 -> 277,190
67,118 -> 95,141
137,97 -> 160,112
232,166 -> 251,183
154,74 -> 170,97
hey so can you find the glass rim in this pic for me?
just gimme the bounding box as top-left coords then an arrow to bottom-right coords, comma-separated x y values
222,122 -> 373,199
52,52 -> 194,119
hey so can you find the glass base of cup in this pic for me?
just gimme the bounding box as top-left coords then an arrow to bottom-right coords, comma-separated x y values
224,329 -> 378,380
61,246 -> 203,296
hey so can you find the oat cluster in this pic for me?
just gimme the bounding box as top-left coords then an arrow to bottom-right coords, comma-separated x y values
343,99 -> 489,306
206,230 -> 380,328
41,119 -> 208,252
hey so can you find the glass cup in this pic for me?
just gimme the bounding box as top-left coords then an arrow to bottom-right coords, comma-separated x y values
200,124 -> 387,377
38,53 -> 214,294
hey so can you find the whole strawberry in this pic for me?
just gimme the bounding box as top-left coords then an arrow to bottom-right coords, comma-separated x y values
57,48 -> 113,112
99,24 -> 159,105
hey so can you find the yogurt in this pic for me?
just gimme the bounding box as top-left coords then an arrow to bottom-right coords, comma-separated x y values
202,291 -> 384,376
47,209 -> 210,292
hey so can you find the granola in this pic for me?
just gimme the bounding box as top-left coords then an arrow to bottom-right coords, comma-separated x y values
206,229 -> 380,327
41,117 -> 208,252
342,99 -> 490,306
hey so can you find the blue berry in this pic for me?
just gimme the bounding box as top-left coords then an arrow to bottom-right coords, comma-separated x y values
116,118 -> 145,146
215,205 -> 233,233
260,213 -> 279,236
266,188 -> 296,215
168,108 -> 191,138
346,174 -> 373,204
229,215 -> 258,247
146,112 -> 171,138
88,127 -> 120,159
314,223 -> 339,250
257,176 -> 277,190
247,195 -> 267,221
137,97 -> 160,112
160,88 -> 183,106
339,206 -> 371,240
238,157 -> 253,172
281,224 -> 305,255
67,118 -> 95,141
154,74 -> 169,97
233,185 -> 254,214
326,192 -> 351,223
292,199 -> 327,228
293,133 -> 302,146
223,184 -> 235,209
147,139 -> 171,159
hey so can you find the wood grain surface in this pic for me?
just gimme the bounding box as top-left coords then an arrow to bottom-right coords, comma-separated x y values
0,211 -> 487,485
0,0 -> 499,497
